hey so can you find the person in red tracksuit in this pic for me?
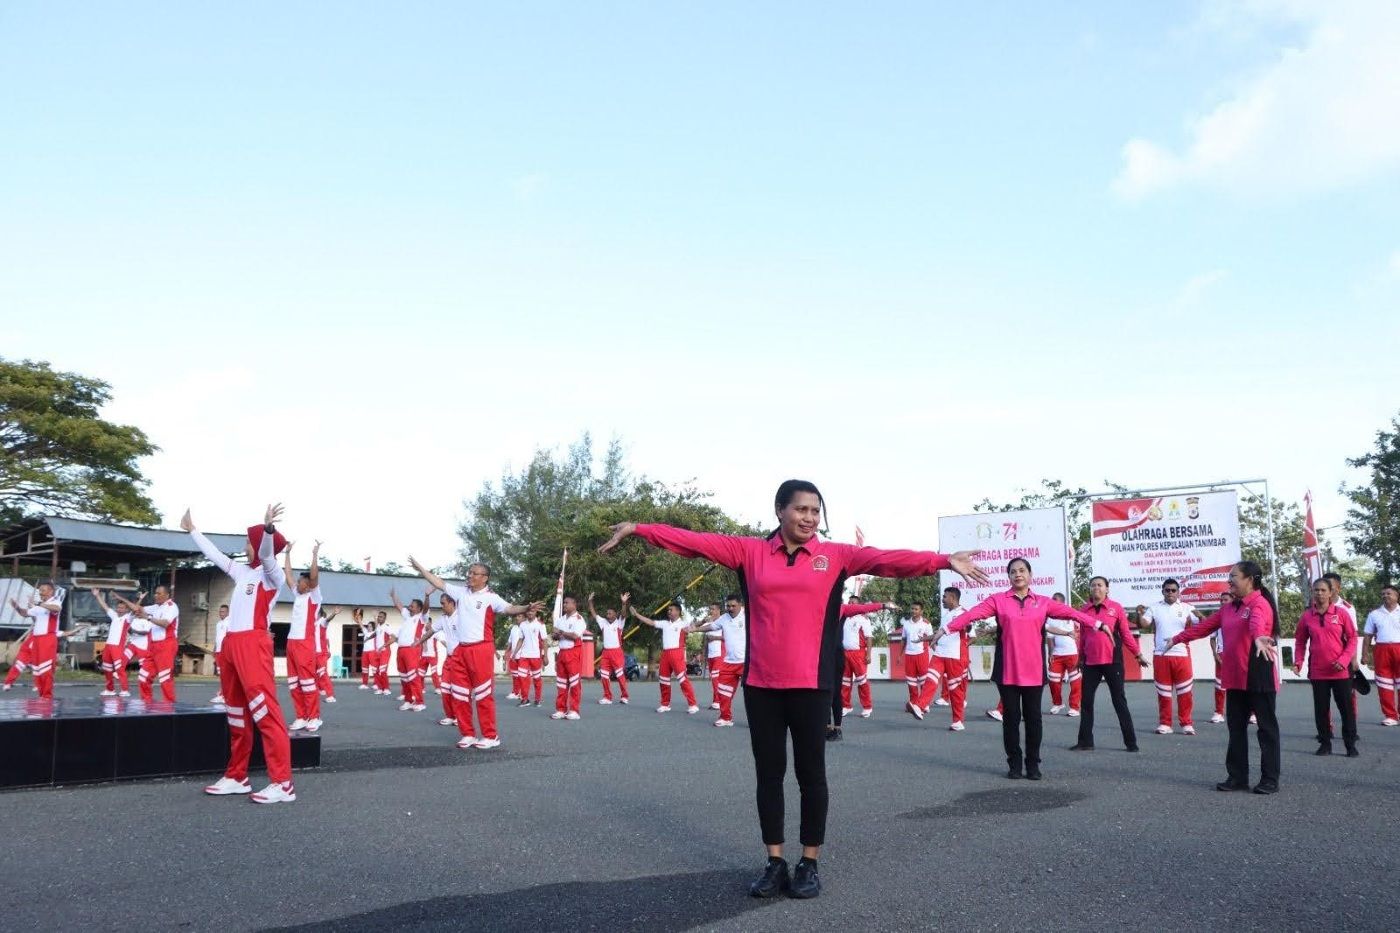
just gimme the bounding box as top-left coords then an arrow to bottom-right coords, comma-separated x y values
282,542 -> 324,732
1362,584 -> 1400,726
829,598 -> 889,739
1293,578 -> 1359,757
631,603 -> 700,713
514,608 -> 548,706
316,607 -> 339,703
4,583 -> 75,699
93,588 -> 136,697
389,589 -> 429,712
692,596 -> 747,727
589,592 -> 630,705
187,504 -> 297,804
120,585 -> 180,702
551,597 -> 588,720
894,603 -> 937,720
700,603 -> 726,710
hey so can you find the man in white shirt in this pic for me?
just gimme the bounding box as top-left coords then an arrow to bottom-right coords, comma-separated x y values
1143,578 -> 1200,736
4,583 -> 74,698
588,592 -> 631,705
315,606 -> 339,703
1044,594 -> 1082,717
1362,583 -> 1400,726
212,604 -> 230,705
895,602 -> 937,720
120,585 -> 180,702
93,588 -> 136,697
389,588 -> 429,712
514,608 -> 548,706
932,588 -> 970,731
700,603 -> 726,710
691,595 -> 746,726
283,542 -> 326,730
630,602 -> 700,713
504,620 -> 525,701
550,596 -> 589,720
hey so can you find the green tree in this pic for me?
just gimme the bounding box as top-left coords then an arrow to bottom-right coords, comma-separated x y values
972,478 -> 1103,604
1343,413 -> 1400,586
0,358 -> 159,524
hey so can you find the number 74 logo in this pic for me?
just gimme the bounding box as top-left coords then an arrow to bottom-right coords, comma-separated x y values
1002,523 -> 1019,541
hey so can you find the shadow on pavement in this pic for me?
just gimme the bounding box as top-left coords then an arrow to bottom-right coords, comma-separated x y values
900,787 -> 1088,820
262,869 -> 775,932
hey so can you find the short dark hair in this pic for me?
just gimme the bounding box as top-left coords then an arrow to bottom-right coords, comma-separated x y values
219,603 -> 229,610
1382,584 -> 1399,596
1006,557 -> 1032,575
1052,592 -> 1065,602
298,571 -> 311,581
910,600 -> 924,610
1162,578 -> 1179,590
1089,576 -> 1109,588
725,594 -> 742,604
943,586 -> 961,600
1322,572 -> 1343,585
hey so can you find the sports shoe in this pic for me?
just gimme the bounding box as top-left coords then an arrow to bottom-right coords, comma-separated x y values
324,696 -> 337,704
204,776 -> 251,796
949,721 -> 965,732
825,727 -> 842,742
933,698 -> 950,707
411,704 -> 426,712
841,707 -> 854,716
1049,705 -> 1063,715
1182,725 -> 1196,735
1251,781 -> 1279,795
565,711 -> 580,720
100,689 -> 116,697
715,719 -> 733,727
1216,779 -> 1249,792
1382,718 -> 1399,727
251,781 -> 297,804
1249,714 -> 1257,725
119,690 -> 131,697
905,701 -> 924,720
1066,709 -> 1080,718
1210,712 -> 1225,723
303,718 -> 323,733
656,705 -> 671,713
519,699 -> 530,707
506,693 -> 519,701
398,702 -> 413,711
456,736 -> 479,749
1155,725 -> 1173,735
551,711 -> 567,720
986,708 -> 1003,722
710,702 -> 721,710
438,717 -> 456,726
687,705 -> 700,714
358,684 -> 369,690
2,685 -> 11,691
474,737 -> 501,750
289,718 -> 307,731
860,709 -> 872,719
789,857 -> 821,899
620,697 -> 629,705
599,698 -> 613,705
749,858 -> 790,899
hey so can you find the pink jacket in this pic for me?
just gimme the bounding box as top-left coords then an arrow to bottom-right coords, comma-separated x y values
1172,590 -> 1276,691
1077,599 -> 1142,666
947,590 -> 1100,687
1293,604 -> 1357,680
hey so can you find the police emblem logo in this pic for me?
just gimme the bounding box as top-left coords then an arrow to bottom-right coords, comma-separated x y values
476,602 -> 483,610
811,555 -> 830,572
245,583 -> 255,595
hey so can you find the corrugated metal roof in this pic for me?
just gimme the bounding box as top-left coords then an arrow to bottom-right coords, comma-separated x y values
273,569 -> 466,607
43,517 -> 249,556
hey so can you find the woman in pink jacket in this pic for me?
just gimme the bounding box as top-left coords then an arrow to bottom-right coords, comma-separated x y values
1170,560 -> 1282,794
1292,578 -> 1359,758
947,558 -> 1109,780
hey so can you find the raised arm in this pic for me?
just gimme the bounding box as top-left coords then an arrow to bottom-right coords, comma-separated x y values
839,601 -> 892,619
181,509 -> 234,576
946,597 -> 998,633
599,522 -> 746,570
1170,610 -> 1224,647
389,587 -> 405,615
408,556 -> 447,593
629,605 -> 660,628
91,588 -> 112,614
847,546 -> 991,589
283,542 -> 297,591
308,541 -> 322,587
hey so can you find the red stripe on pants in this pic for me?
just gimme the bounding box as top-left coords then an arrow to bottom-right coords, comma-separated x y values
555,646 -> 582,714
101,643 -> 130,692
716,661 -> 743,720
931,655 -> 968,722
904,651 -> 933,709
1153,654 -> 1195,726
219,630 -> 292,784
659,648 -> 695,707
397,645 -> 424,705
286,639 -> 320,721
518,656 -> 543,702
25,634 -> 58,699
1049,654 -> 1081,710
316,651 -> 335,697
455,642 -> 498,739
599,647 -> 628,700
841,650 -> 872,710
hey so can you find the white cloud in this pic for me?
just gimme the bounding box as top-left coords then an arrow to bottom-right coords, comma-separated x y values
1114,0 -> 1400,200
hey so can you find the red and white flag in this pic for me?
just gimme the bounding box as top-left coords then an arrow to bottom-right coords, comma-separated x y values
853,525 -> 869,595
552,548 -> 569,619
364,557 -> 372,573
1302,491 -> 1322,583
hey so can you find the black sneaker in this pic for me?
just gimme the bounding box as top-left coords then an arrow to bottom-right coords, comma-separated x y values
1125,745 -> 1140,753
1006,767 -> 1023,780
1025,765 -> 1042,781
749,858 -> 789,898
788,858 -> 821,899
1346,746 -> 1360,758
1252,781 -> 1279,795
1216,780 -> 1250,792
825,727 -> 842,742
1069,744 -> 1094,752
1314,744 -> 1332,756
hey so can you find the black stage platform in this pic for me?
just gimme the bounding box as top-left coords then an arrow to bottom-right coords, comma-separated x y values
0,697 -> 320,789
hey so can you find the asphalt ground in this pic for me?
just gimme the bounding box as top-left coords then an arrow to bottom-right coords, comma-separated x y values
3,675 -> 1397,932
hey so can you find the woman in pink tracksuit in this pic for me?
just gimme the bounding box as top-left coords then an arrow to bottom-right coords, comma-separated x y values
1292,578 -> 1358,758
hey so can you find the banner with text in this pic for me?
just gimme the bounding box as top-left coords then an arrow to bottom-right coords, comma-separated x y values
938,508 -> 1070,609
1090,492 -> 1239,607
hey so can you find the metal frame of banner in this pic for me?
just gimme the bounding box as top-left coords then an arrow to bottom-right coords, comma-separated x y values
1068,478 -> 1277,594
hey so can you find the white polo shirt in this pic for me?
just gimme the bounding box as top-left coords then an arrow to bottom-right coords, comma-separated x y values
1146,600 -> 1195,657
842,614 -> 872,651
516,619 -> 546,659
554,612 -> 586,649
933,607 -> 966,659
596,616 -> 624,650
1364,606 -> 1400,643
657,619 -> 688,651
146,599 -> 179,642
902,619 -> 933,657
707,611 -> 746,664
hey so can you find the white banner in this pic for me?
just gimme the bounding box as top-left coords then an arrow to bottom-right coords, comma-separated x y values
1090,491 -> 1240,608
937,508 -> 1070,608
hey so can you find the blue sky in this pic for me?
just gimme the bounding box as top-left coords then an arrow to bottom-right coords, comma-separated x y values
2,1 -> 1396,570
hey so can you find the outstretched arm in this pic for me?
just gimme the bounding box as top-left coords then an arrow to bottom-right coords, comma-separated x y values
91,588 -> 112,614
599,522 -> 746,569
284,543 -> 297,591
389,587 -> 405,615
308,541 -> 321,588
181,509 -> 234,576
628,606 -> 660,628
408,556 -> 447,593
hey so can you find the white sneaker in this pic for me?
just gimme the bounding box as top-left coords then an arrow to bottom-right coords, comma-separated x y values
710,702 -> 721,710
358,684 -> 369,690
204,776 -> 252,796
1382,718 -> 1399,727
324,696 -> 337,704
656,705 -> 671,713
100,689 -> 116,697
289,718 -> 308,731
933,698 -> 950,707
687,705 -> 700,714
1049,705 -> 1064,715
1066,709 -> 1081,718
1210,712 -> 1226,723
986,709 -> 1003,722
411,704 -> 426,712
119,690 -> 131,697
551,711 -> 566,720
860,709 -> 872,719
439,717 -> 456,726
2,685 -> 11,691
950,721 -> 965,732
599,698 -> 613,705
210,694 -> 225,705
251,781 -> 297,804
566,711 -> 580,721
474,737 -> 501,749
906,701 -> 924,721
303,718 -> 322,733
456,736 -> 479,749
1182,725 -> 1196,735
398,702 -> 413,711
1155,725 -> 1173,735
715,719 -> 734,727
620,697 -> 629,705
841,707 -> 854,716
1249,714 -> 1257,725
